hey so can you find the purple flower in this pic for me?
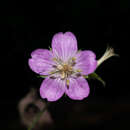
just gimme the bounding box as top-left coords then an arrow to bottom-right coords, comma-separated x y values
28,32 -> 97,101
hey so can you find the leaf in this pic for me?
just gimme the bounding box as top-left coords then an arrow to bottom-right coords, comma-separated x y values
85,72 -> 106,87
77,49 -> 81,53
37,75 -> 47,78
49,46 -> 52,51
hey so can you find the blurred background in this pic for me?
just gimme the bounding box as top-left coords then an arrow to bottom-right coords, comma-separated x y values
0,0 -> 129,130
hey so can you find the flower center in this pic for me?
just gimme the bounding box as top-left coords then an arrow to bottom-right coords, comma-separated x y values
48,57 -> 82,89
50,57 -> 82,82
62,64 -> 72,72
57,64 -> 73,79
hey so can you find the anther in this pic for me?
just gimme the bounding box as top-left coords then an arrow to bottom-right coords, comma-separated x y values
72,57 -> 76,61
76,69 -> 82,72
66,79 -> 70,89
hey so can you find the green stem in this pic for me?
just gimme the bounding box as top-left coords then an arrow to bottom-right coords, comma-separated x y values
27,102 -> 50,130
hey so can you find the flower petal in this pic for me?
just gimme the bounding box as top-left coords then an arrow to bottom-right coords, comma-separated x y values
74,50 -> 97,75
40,78 -> 65,101
52,32 -> 78,61
65,77 -> 90,100
28,49 -> 55,75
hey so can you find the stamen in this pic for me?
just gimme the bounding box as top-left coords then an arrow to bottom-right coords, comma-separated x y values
76,69 -> 82,72
52,57 -> 57,61
69,57 -> 76,66
49,71 -> 56,74
51,57 -> 80,80
57,65 -> 63,70
61,71 -> 66,79
49,70 -> 60,75
72,57 -> 76,61
66,79 -> 70,89
52,57 -> 63,65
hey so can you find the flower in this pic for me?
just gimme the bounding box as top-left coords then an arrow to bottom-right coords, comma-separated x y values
28,32 -> 97,101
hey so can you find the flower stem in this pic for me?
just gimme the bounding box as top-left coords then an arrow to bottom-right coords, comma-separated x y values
27,102 -> 50,130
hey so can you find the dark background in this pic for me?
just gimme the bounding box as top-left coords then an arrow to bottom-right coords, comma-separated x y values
0,0 -> 129,130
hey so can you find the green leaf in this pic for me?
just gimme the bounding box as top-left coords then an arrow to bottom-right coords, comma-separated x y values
37,75 -> 47,78
85,72 -> 106,87
49,46 -> 52,51
84,75 -> 89,78
78,49 -> 81,52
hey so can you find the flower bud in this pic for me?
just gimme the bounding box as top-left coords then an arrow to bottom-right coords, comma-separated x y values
97,46 -> 118,67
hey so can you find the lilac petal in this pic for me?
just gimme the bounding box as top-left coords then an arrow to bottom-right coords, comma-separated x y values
28,49 -> 55,75
31,49 -> 53,60
52,32 -> 78,61
65,77 -> 90,100
40,78 -> 65,101
74,50 -> 97,75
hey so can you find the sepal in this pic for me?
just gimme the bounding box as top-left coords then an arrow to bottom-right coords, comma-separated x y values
84,72 -> 106,87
